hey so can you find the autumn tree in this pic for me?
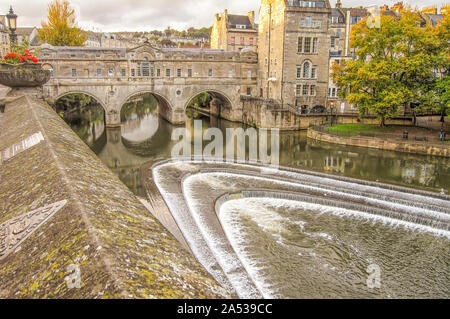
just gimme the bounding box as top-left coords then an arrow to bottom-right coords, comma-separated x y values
38,0 -> 87,46
332,9 -> 448,126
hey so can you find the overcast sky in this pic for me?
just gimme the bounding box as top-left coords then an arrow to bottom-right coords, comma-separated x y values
0,0 -> 446,32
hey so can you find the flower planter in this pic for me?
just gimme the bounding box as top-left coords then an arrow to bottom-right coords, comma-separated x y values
0,63 -> 50,88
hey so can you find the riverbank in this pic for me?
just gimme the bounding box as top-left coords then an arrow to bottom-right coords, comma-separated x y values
307,125 -> 450,157
0,91 -> 229,298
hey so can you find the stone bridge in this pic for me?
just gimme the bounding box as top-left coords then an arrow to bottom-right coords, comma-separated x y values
36,43 -> 258,126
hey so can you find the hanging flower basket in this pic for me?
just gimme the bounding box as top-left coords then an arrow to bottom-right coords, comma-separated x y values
0,63 -> 50,87
0,48 -> 50,88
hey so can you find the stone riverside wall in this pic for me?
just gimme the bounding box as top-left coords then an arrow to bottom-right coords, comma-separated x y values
240,96 -> 413,130
0,93 -> 229,298
307,127 -> 450,158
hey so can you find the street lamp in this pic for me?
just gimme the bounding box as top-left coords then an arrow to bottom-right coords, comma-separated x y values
6,6 -> 18,46
330,102 -> 335,126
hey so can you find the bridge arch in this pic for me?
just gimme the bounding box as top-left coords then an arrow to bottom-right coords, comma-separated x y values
119,90 -> 175,124
54,91 -> 108,113
184,89 -> 234,118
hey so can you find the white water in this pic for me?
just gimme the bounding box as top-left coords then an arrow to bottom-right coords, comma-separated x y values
152,160 -> 450,298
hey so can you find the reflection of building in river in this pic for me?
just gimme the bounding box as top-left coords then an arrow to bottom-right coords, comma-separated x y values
85,120 -> 105,146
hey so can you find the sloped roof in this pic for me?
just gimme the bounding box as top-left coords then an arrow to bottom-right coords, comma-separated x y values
332,8 -> 345,18
16,27 -> 37,36
228,14 -> 252,27
423,13 -> 443,26
349,8 -> 368,17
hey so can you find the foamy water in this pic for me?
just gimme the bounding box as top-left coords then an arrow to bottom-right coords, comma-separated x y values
152,160 -> 450,298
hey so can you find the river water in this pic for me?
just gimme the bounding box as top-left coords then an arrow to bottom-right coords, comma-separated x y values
57,94 -> 450,298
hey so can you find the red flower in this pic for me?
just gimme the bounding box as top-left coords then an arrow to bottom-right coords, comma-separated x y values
32,57 -> 38,63
25,50 -> 30,54
18,56 -> 23,62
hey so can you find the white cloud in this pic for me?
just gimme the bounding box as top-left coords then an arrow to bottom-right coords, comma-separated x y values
0,0 -> 444,32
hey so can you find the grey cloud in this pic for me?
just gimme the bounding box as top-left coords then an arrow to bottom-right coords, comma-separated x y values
0,0 -> 442,32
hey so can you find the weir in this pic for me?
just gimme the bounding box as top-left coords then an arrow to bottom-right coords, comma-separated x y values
148,159 -> 450,298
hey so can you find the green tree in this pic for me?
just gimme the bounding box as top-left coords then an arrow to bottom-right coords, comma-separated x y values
38,0 -> 87,46
332,9 -> 448,126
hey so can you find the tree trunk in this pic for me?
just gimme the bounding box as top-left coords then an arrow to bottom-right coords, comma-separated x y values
380,117 -> 386,127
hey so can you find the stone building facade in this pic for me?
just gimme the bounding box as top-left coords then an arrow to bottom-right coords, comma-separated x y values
211,10 -> 258,52
258,0 -> 331,111
36,43 -> 258,125
0,15 -> 10,57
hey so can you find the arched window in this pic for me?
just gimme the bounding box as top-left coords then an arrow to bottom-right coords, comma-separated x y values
302,61 -> 310,78
137,57 -> 150,77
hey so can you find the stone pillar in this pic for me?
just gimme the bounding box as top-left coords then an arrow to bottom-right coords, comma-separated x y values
210,98 -> 222,117
106,109 -> 121,127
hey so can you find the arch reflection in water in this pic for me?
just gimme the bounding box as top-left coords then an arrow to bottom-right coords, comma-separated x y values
150,159 -> 450,299
58,92 -> 450,196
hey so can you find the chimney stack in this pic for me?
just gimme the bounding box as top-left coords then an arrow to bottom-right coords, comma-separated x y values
248,11 -> 255,24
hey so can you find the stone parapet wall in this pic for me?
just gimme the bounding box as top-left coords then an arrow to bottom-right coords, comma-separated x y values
307,127 -> 450,157
0,93 -> 229,298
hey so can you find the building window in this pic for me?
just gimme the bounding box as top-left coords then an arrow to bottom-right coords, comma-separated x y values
312,19 -> 322,28
157,69 -> 161,77
208,69 -> 213,77
166,69 -> 171,77
131,69 -> 135,77
188,69 -> 192,77
247,70 -> 252,79
306,16 -> 311,28
311,66 -> 317,79
310,85 -> 315,96
177,69 -> 182,77
142,60 -> 150,77
72,69 -> 77,77
121,69 -> 126,77
304,38 -> 311,53
300,18 -> 305,27
296,84 -> 301,96
151,68 -> 155,77
108,69 -> 114,77
302,84 -> 309,96
297,37 -> 303,53
303,62 -> 310,78
240,37 -> 244,45
312,38 -> 318,53
49,68 -> 54,77
250,38 -> 254,45
265,58 -> 268,65
296,66 -> 301,79
229,69 -> 233,78
331,37 -> 336,48
246,87 -> 251,96
137,67 -> 141,77
231,37 -> 235,45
